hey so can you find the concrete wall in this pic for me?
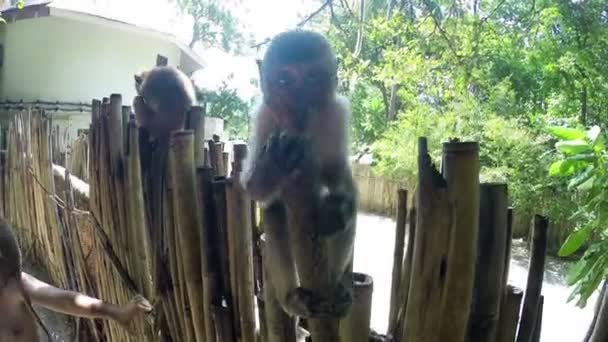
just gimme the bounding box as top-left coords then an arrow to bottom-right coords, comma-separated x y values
0,15 -> 181,105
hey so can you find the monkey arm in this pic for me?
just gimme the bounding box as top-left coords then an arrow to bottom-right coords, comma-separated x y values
21,272 -> 152,327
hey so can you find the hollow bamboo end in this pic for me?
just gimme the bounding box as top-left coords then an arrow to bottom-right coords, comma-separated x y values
353,272 -> 374,288
442,140 -> 479,152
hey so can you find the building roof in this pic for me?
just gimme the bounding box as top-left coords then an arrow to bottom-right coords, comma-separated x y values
1,0 -> 204,74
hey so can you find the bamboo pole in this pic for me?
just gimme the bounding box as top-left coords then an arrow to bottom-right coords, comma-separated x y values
226,143 -> 256,342
503,207 -> 514,289
197,166 -> 220,342
496,285 -> 524,342
469,183 -> 509,342
388,189 -> 407,333
168,130 -> 207,342
126,118 -> 154,304
212,178 -> 238,337
516,215 -> 548,342
339,272 -> 374,342
439,140 -> 480,342
402,137 -> 452,342
394,205 -> 416,339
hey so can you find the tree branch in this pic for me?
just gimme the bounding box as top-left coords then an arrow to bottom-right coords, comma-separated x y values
251,0 -> 333,49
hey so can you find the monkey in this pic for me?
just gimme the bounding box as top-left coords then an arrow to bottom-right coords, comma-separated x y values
133,66 -> 196,139
0,218 -> 52,342
240,30 -> 358,320
0,219 -> 153,341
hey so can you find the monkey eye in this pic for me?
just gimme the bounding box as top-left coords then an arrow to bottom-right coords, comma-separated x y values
274,71 -> 294,87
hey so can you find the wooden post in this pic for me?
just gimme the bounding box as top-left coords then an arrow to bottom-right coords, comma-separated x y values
402,137 -> 452,342
339,272 -> 374,342
496,285 -> 524,342
439,141 -> 480,342
388,189 -> 407,333
469,183 -> 509,342
168,130 -> 207,342
516,215 -> 548,342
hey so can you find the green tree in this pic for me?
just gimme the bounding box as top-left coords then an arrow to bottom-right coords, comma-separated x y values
175,0 -> 246,52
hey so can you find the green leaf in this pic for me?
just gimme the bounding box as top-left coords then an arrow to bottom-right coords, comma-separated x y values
0,17 -> 5,24
577,175 -> 595,191
568,165 -> 595,189
556,140 -> 592,155
548,126 -> 586,140
566,258 -> 592,285
548,159 -> 588,177
559,225 -> 593,257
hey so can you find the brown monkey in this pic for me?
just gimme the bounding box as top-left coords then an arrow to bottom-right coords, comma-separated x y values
133,66 -> 196,139
241,30 -> 358,319
0,219 -> 153,341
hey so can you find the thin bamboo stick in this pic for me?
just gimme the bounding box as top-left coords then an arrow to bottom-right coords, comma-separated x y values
516,215 -> 548,342
388,189 -> 407,333
531,296 -> 544,342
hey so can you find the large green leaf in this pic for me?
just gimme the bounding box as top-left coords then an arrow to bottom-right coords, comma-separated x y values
556,140 -> 592,155
566,257 -> 593,285
548,159 -> 588,177
567,165 -> 595,189
559,225 -> 593,257
548,126 -> 586,140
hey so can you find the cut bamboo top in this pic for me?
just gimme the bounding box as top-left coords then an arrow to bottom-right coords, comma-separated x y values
442,141 -> 479,152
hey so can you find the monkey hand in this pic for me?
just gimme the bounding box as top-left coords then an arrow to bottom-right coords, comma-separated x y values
284,283 -> 352,319
116,295 -> 153,335
318,191 -> 356,237
260,132 -> 319,193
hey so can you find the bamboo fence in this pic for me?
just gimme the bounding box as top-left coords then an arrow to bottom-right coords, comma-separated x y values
386,138 -> 549,342
0,101 -> 553,342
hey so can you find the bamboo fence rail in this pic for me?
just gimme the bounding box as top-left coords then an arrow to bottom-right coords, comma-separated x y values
0,102 -> 552,342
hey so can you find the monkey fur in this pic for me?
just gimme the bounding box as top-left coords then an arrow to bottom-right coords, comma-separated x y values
0,218 -> 52,341
133,66 -> 196,139
241,30 -> 358,320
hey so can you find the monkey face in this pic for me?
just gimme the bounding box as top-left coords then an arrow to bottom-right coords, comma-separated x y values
0,279 -> 40,342
262,62 -> 337,132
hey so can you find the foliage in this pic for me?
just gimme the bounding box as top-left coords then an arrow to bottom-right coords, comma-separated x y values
175,0 -> 246,52
549,125 -> 608,306
300,0 -> 608,305
196,77 -> 250,139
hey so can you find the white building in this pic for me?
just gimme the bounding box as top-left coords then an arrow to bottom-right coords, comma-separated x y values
0,0 -> 223,143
